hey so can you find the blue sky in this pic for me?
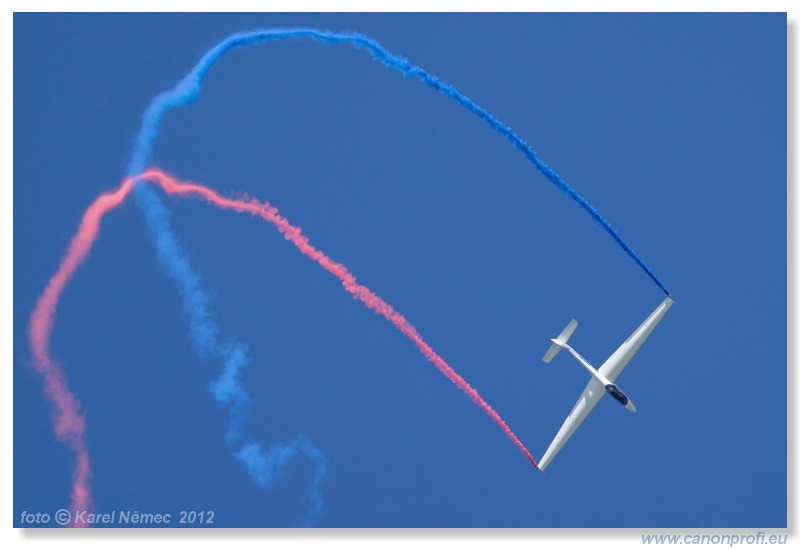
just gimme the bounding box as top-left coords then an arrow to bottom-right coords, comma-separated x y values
13,12 -> 786,528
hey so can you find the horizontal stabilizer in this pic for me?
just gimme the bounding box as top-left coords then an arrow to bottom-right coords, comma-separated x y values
542,319 -> 578,364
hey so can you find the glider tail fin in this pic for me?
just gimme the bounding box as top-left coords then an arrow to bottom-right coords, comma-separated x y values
542,319 -> 578,364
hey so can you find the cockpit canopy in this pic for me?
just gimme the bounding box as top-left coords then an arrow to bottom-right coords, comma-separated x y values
604,383 -> 629,406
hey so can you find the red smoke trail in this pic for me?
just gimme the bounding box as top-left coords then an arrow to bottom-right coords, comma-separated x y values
28,179 -> 136,525
139,168 -> 538,468
29,170 -> 535,519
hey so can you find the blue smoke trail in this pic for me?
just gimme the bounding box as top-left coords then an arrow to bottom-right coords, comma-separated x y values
125,27 -> 668,524
126,41 -> 330,526
236,436 -> 328,526
128,184 -> 328,524
129,28 -> 669,296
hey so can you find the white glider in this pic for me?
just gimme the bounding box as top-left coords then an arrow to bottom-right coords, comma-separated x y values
537,296 -> 674,471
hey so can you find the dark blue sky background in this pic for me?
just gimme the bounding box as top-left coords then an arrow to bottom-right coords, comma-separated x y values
14,12 -> 786,528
